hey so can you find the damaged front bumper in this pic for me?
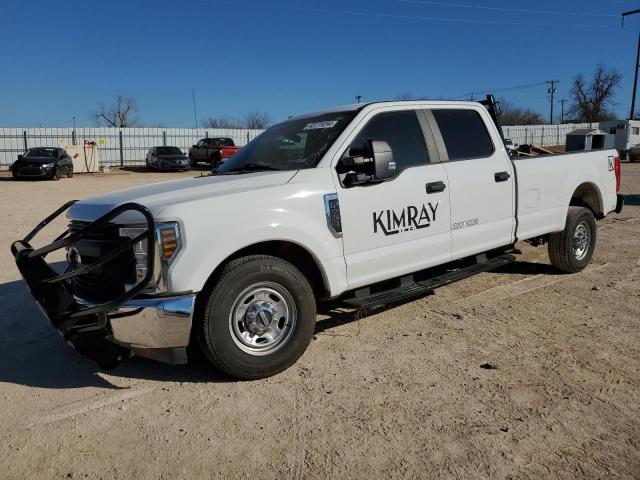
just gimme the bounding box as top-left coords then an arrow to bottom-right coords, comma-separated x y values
11,201 -> 194,369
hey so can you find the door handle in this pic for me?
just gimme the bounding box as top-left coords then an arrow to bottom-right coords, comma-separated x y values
494,171 -> 511,182
425,181 -> 446,194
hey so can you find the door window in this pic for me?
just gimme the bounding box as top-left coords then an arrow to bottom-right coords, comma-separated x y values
432,109 -> 494,161
348,110 -> 430,172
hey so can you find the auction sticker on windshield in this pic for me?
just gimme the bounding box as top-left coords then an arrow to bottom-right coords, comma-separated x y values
303,120 -> 339,130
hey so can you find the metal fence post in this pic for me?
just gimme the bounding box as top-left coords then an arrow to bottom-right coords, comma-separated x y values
23,130 -> 28,151
119,130 -> 124,167
163,130 -> 167,146
246,131 -> 250,144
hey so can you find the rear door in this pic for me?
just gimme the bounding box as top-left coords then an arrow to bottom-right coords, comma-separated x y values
334,108 -> 452,289
428,108 -> 515,260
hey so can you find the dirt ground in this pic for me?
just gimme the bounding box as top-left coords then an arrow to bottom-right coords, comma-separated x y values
0,164 -> 638,479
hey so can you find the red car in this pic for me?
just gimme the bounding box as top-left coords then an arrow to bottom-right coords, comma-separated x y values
188,137 -> 242,167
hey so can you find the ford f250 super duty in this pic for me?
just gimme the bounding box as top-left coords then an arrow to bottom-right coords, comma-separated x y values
12,96 -> 624,379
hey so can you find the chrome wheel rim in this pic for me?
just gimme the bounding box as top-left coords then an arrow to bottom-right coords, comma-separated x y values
229,282 -> 297,356
573,221 -> 590,261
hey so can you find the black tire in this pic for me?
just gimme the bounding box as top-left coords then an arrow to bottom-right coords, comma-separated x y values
67,167 -> 73,178
197,255 -> 316,379
189,155 -> 197,167
51,167 -> 60,181
548,206 -> 597,273
630,156 -> 637,163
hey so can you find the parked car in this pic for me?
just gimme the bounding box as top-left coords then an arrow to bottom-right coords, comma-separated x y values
188,137 -> 242,167
12,96 -> 624,380
145,146 -> 190,171
12,147 -> 73,180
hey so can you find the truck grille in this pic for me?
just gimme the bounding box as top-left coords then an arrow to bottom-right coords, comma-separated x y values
67,220 -> 137,302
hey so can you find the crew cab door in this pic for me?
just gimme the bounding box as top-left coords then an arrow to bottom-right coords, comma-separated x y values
192,139 -> 205,160
428,108 -> 515,259
334,109 -> 452,289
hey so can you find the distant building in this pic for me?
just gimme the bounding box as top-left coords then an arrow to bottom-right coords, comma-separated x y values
598,120 -> 640,158
565,128 -> 615,152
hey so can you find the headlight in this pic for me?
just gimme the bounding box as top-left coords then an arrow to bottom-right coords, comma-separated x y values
42,162 -> 55,168
119,222 -> 182,293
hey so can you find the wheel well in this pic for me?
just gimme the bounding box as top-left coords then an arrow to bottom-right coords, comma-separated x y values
200,241 -> 329,301
570,183 -> 603,219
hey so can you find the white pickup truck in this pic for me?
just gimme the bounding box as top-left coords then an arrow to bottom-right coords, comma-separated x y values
12,96 -> 624,379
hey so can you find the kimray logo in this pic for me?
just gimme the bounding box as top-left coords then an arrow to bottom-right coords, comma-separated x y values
373,202 -> 439,236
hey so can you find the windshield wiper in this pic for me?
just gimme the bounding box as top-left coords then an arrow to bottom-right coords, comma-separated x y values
220,163 -> 280,174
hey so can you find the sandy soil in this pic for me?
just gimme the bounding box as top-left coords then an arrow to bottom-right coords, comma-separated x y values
0,165 -> 638,479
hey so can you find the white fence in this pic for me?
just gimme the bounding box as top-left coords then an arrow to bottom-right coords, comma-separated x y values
0,122 -> 600,170
0,127 -> 264,170
502,123 -> 595,148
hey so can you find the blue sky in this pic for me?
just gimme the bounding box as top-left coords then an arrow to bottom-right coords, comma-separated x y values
1,0 -> 639,126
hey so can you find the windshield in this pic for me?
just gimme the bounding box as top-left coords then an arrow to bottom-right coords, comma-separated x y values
214,138 -> 234,146
216,111 -> 357,174
156,147 -> 183,155
25,148 -> 57,158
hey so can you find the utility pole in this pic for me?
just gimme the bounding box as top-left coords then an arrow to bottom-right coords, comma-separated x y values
546,80 -> 559,124
622,9 -> 640,119
557,99 -> 568,124
355,95 -> 363,104
192,89 -> 198,128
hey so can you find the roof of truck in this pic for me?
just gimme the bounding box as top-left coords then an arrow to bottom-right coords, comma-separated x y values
288,99 -> 482,121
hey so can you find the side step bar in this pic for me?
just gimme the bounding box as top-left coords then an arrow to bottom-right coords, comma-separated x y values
342,254 -> 515,308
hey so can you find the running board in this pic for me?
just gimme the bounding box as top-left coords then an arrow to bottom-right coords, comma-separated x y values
342,254 -> 515,308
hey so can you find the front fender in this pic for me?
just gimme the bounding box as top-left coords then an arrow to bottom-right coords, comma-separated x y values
160,178 -> 347,297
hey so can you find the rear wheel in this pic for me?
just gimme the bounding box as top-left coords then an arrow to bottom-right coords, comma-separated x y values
197,255 -> 316,379
548,206 -> 597,273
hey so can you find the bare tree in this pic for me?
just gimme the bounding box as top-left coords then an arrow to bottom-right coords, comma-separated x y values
244,111 -> 271,129
91,95 -> 142,127
499,98 -> 544,125
568,65 -> 622,122
201,116 -> 244,129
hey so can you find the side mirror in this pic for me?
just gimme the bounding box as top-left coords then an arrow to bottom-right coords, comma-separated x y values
17,154 -> 23,161
365,140 -> 396,180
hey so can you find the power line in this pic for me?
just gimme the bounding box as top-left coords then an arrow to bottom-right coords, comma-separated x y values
453,81 -> 548,100
203,1 -> 615,28
398,0 -> 618,18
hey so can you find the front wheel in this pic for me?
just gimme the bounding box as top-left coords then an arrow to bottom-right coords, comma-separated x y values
51,167 -> 61,181
548,206 -> 597,273
197,255 -> 316,379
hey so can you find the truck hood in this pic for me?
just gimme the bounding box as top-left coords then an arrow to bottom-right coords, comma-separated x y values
68,170 -> 297,222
